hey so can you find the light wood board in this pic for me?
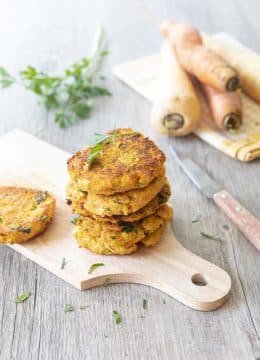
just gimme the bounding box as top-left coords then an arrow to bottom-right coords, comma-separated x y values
0,129 -> 231,311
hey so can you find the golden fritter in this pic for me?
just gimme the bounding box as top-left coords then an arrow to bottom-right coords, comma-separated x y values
0,187 -> 56,244
73,204 -> 173,255
74,226 -> 166,255
67,128 -> 166,195
67,171 -> 167,217
71,183 -> 171,223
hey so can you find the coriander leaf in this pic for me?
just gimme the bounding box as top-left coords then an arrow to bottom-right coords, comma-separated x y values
102,277 -> 110,287
142,299 -> 148,310
113,310 -> 122,325
119,222 -> 135,233
11,226 -> 32,234
16,291 -> 31,303
64,304 -> 74,312
70,213 -> 81,225
0,67 -> 15,88
61,257 -> 67,270
200,232 -> 220,241
36,191 -> 48,204
88,263 -> 104,274
192,215 -> 201,223
71,102 -> 91,119
80,305 -> 89,310
162,299 -> 166,304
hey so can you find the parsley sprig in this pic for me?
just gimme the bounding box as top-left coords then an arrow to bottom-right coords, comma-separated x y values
0,27 -> 111,128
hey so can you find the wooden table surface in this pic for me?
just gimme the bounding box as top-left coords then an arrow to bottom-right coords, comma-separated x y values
0,1 -> 259,359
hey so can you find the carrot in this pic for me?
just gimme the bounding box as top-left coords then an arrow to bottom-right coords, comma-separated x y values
203,33 -> 260,103
202,83 -> 242,130
160,20 -> 240,92
151,41 -> 201,136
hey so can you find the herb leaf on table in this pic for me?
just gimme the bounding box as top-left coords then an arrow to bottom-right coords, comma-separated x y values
0,27 -> 111,128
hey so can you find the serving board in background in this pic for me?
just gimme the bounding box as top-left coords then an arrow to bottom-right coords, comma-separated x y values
0,130 -> 231,311
113,33 -> 260,162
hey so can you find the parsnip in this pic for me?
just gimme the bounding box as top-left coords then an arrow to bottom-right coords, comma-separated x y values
151,41 -> 201,136
161,21 -> 240,92
201,84 -> 242,130
203,34 -> 260,102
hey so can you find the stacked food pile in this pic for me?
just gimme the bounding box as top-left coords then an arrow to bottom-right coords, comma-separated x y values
67,128 -> 173,255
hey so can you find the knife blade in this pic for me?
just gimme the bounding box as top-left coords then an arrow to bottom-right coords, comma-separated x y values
170,145 -> 260,251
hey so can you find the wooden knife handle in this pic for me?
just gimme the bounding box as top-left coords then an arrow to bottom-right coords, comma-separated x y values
213,190 -> 260,251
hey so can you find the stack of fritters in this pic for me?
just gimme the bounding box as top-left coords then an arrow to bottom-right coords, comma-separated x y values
67,128 -> 173,255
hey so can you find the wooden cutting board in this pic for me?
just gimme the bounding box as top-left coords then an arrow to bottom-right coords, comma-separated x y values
0,130 -> 231,311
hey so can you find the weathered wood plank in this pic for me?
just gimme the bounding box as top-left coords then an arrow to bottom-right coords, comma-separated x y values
0,0 -> 259,359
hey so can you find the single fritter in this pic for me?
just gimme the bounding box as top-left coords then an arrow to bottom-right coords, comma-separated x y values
67,170 -> 167,217
71,183 -> 171,223
73,204 -> 173,255
0,187 -> 56,244
67,128 -> 166,195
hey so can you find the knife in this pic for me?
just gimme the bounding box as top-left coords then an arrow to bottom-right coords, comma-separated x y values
170,146 -> 260,251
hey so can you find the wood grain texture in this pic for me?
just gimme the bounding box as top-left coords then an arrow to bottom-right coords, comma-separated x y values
0,0 -> 259,359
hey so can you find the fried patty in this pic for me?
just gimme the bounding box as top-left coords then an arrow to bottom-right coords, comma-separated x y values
73,204 -> 173,255
74,226 -> 166,255
71,183 -> 171,223
67,128 -> 166,195
0,187 -> 56,244
67,171 -> 167,217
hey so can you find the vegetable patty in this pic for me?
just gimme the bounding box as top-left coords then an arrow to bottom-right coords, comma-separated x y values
67,128 -> 166,195
0,187 -> 56,244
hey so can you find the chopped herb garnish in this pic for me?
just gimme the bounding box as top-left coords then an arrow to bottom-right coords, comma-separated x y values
31,204 -> 37,210
110,236 -> 116,240
70,213 -> 81,224
36,191 -> 48,204
192,215 -> 201,223
80,305 -> 89,310
158,194 -> 166,205
88,263 -> 104,274
142,299 -> 148,310
113,310 -> 122,325
162,299 -> 166,304
140,315 -> 145,319
61,257 -> 67,270
200,232 -> 220,241
40,215 -> 48,223
11,226 -> 32,234
119,221 -> 135,233
16,291 -> 31,303
102,277 -> 110,287
64,304 -> 74,312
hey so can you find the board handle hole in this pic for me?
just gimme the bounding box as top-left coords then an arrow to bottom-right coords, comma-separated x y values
191,273 -> 207,286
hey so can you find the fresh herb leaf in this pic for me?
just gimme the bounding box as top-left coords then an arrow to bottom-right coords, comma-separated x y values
142,299 -> 148,310
61,257 -> 67,270
102,277 -> 110,287
40,215 -> 48,223
119,222 -> 135,233
64,304 -> 74,312
162,299 -> 166,304
200,232 -> 220,241
70,213 -> 81,224
113,310 -> 122,325
0,28 -> 110,128
80,305 -> 89,310
192,215 -> 201,223
36,191 -> 48,204
88,263 -> 104,274
140,315 -> 145,319
0,67 -> 15,88
11,226 -> 32,234
16,291 -> 31,303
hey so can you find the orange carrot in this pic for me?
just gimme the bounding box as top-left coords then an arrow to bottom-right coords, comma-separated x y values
160,21 -> 240,92
202,83 -> 242,130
